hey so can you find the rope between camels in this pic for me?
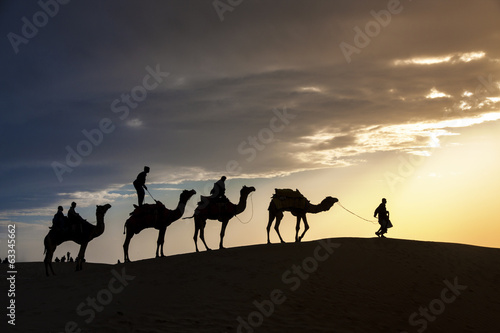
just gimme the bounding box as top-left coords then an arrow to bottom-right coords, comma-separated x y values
337,201 -> 378,224
234,193 -> 254,224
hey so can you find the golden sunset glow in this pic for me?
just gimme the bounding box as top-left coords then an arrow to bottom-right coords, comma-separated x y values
394,51 -> 486,66
1,1 -> 500,266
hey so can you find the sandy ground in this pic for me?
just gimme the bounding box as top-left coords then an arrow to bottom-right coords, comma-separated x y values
2,237 -> 500,333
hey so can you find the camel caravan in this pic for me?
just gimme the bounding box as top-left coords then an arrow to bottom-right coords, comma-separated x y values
44,167 -> 343,276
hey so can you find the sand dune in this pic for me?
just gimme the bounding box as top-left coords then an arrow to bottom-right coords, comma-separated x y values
3,237 -> 500,332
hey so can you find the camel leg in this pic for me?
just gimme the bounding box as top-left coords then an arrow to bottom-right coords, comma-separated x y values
44,234 -> 56,276
274,212 -> 286,244
266,211 -> 276,244
46,250 -> 55,276
44,248 -> 56,276
193,222 -> 200,253
156,228 -> 167,258
194,217 -> 211,252
298,215 -> 309,242
199,220 -> 211,251
76,242 -> 88,272
219,220 -> 229,250
295,215 -> 302,242
123,232 -> 133,263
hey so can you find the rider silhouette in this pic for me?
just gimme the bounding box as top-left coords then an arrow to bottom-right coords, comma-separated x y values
210,176 -> 226,199
51,206 -> 67,232
68,202 -> 85,233
133,166 -> 150,206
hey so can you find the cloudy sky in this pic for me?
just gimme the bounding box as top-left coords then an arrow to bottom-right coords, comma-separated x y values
1,0 -> 500,263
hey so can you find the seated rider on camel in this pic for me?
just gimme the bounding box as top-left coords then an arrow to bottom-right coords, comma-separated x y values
51,206 -> 68,234
210,176 -> 227,201
197,176 -> 228,208
68,201 -> 86,233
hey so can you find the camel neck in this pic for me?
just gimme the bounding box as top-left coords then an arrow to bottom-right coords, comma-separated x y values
235,193 -> 250,214
89,211 -> 105,240
96,212 -> 105,225
176,200 -> 187,213
308,201 -> 330,214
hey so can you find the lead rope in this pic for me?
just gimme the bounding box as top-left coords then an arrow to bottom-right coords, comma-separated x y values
234,193 -> 254,224
337,202 -> 378,224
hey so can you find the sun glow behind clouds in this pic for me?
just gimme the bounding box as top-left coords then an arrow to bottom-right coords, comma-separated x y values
426,88 -> 452,99
394,51 -> 486,66
298,86 -> 322,93
295,111 -> 500,165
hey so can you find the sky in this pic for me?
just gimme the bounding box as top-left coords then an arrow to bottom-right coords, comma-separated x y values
1,0 -> 500,264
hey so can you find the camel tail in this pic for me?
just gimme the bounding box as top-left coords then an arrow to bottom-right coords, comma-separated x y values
123,221 -> 127,235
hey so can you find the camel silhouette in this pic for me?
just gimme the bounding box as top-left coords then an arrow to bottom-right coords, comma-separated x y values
266,189 -> 338,243
43,204 -> 112,276
123,189 -> 196,262
188,185 -> 255,252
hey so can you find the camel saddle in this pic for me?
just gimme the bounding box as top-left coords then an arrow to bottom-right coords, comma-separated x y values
130,202 -> 165,217
198,195 -> 229,206
272,188 -> 307,210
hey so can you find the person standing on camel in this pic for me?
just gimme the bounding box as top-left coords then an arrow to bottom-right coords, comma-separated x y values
133,166 -> 150,206
374,198 -> 389,238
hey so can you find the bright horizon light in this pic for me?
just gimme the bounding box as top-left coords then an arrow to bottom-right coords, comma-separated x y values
394,51 -> 486,66
426,87 -> 452,99
294,111 -> 500,165
299,86 -> 323,93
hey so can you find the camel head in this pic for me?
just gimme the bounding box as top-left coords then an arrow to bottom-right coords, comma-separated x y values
96,203 -> 112,216
322,197 -> 338,210
180,189 -> 197,202
241,185 -> 256,196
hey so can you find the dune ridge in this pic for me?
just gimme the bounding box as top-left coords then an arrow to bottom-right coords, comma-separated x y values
2,237 -> 500,332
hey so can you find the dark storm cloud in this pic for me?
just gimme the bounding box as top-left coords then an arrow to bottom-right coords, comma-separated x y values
1,0 -> 499,214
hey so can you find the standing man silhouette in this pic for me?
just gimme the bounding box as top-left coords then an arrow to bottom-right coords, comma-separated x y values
374,198 -> 389,238
133,166 -> 150,206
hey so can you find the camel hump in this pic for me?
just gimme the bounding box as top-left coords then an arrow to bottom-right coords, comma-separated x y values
274,188 -> 304,199
130,202 -> 166,219
272,188 -> 307,210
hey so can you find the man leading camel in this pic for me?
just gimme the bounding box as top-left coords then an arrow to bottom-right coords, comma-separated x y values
133,166 -> 150,206
374,198 -> 390,238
